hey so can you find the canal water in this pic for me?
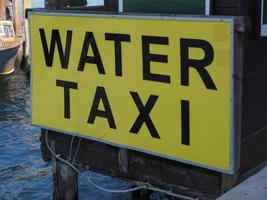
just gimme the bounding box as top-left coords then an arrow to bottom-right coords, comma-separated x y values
0,68 -> 137,200
0,1 -> 155,199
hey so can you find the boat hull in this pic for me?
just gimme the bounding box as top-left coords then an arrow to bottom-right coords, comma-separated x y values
0,45 -> 20,76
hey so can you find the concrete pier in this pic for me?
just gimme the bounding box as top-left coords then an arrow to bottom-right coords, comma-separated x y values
217,166 -> 267,200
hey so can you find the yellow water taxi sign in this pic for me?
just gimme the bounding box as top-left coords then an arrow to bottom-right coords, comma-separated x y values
30,12 -> 235,174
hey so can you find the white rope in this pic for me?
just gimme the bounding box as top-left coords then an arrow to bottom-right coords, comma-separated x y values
45,130 -> 198,200
68,136 -> 75,161
72,138 -> 81,165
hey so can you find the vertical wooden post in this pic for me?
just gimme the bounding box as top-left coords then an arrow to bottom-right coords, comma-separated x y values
23,0 -> 31,11
0,0 -> 6,19
23,0 -> 31,67
221,21 -> 245,193
118,148 -> 129,174
12,0 -> 24,68
54,160 -> 78,200
50,138 -> 78,200
13,0 -> 22,36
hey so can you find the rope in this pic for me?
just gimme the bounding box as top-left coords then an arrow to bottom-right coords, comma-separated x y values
72,138 -> 81,165
68,136 -> 75,161
45,130 -> 198,200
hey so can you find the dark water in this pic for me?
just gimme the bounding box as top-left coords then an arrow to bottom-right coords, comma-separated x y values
0,69 -> 135,200
0,70 -> 52,199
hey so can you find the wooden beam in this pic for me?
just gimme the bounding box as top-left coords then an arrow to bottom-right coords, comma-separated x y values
13,0 -> 22,36
23,0 -> 31,53
0,0 -> 6,19
221,19 -> 246,194
118,148 -> 129,174
23,0 -> 31,11
53,158 -> 78,200
50,138 -> 78,200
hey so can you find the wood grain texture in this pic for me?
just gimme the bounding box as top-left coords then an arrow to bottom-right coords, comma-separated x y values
0,0 -> 6,19
53,159 -> 78,200
41,130 -> 221,200
13,0 -> 22,36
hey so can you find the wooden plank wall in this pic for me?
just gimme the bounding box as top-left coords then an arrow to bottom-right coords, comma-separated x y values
41,130 -> 222,199
213,0 -> 267,175
100,0 -> 267,177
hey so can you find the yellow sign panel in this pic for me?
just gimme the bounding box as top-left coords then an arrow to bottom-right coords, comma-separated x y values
30,13 -> 234,173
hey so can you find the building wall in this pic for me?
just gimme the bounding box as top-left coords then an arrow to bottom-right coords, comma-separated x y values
214,0 -> 267,175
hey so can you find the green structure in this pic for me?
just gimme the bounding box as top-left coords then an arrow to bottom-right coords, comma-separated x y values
69,0 -> 87,7
123,0 -> 207,15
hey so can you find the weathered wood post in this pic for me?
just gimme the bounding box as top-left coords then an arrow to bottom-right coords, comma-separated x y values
12,0 -> 24,68
43,1 -> 79,197
54,161 -> 78,200
23,0 -> 31,10
22,0 -> 31,69
53,141 -> 78,200
0,0 -> 6,19
118,149 -> 151,199
13,0 -> 22,36
46,131 -> 79,200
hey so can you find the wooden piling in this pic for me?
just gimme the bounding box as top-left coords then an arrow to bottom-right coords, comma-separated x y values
23,0 -> 31,13
22,0 -> 31,70
0,0 -> 6,19
54,159 -> 78,200
12,0 -> 24,69
118,149 -> 129,174
13,0 -> 22,36
50,137 -> 78,200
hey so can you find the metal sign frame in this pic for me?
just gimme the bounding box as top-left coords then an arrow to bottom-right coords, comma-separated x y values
119,0 -> 210,15
29,11 -> 235,175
